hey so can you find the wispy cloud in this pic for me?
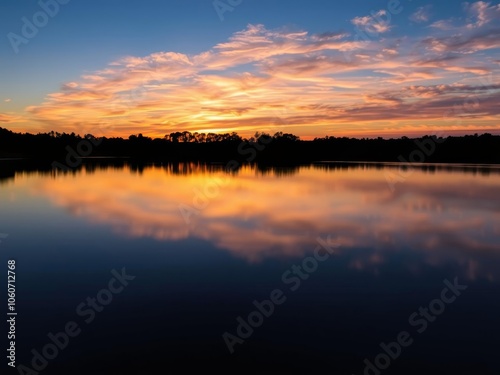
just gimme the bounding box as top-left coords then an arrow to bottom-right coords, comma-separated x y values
352,10 -> 393,34
410,5 -> 433,23
429,19 -> 457,30
421,27 -> 500,53
464,1 -> 500,28
0,113 -> 23,124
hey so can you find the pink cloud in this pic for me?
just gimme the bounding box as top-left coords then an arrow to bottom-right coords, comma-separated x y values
465,1 -> 500,28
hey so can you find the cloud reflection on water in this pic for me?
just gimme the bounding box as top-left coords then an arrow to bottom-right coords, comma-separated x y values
33,163 -> 500,280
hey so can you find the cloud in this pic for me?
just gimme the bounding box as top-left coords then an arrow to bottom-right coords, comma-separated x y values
429,1 -> 500,31
410,5 -> 432,23
352,10 -> 392,34
421,27 -> 500,53
312,31 -> 350,41
465,1 -> 500,28
429,19 -> 456,30
4,99 -> 11,103
0,113 -> 23,123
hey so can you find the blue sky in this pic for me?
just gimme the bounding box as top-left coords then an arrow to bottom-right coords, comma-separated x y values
0,0 -> 499,138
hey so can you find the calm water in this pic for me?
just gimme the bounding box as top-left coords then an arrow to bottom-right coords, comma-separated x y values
1,161 -> 499,374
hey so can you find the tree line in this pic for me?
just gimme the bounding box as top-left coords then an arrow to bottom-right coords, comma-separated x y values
0,127 -> 499,164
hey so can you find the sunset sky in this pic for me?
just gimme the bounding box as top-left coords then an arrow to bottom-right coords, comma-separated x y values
1,0 -> 499,139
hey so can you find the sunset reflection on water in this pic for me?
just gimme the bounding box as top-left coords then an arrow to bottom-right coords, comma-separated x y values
16,162 -> 498,280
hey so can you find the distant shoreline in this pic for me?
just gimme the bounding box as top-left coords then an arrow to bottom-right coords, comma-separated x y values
3,158 -> 500,167
1,127 -> 500,165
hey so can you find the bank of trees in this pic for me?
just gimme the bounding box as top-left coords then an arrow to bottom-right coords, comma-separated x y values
0,127 -> 499,164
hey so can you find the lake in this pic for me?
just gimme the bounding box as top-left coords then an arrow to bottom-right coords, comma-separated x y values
1,161 -> 499,374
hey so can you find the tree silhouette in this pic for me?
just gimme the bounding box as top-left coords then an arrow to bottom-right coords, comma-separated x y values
0,126 -> 499,164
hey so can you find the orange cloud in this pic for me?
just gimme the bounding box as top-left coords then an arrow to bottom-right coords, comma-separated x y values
0,112 -> 24,124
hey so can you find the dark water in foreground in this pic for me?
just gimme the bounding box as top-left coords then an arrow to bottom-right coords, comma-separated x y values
0,161 -> 499,374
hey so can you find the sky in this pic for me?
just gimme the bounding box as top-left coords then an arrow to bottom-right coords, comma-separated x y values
0,0 -> 499,139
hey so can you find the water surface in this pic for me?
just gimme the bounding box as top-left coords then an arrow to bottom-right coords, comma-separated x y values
0,161 -> 499,374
